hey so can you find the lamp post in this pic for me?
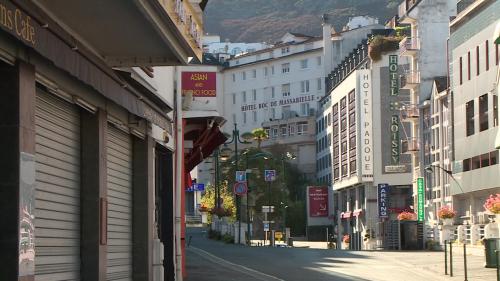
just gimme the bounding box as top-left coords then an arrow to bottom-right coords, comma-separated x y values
424,164 -> 465,194
219,123 -> 251,245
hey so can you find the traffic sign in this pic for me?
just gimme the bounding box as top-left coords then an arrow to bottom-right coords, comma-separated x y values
264,170 -> 276,182
275,231 -> 283,241
235,171 -> 246,182
262,206 -> 275,213
233,182 -> 248,196
263,223 -> 270,232
262,220 -> 275,224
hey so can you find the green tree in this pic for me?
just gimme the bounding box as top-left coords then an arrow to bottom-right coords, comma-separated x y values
200,182 -> 237,224
251,128 -> 268,149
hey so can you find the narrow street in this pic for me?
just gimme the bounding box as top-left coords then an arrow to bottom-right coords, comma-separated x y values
185,227 -> 454,281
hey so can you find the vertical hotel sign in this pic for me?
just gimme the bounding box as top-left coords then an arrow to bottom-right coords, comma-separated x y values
358,70 -> 373,180
389,55 -> 400,165
417,177 -> 425,222
181,72 -> 217,97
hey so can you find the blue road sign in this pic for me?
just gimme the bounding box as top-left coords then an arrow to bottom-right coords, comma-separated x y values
235,171 -> 246,182
264,170 -> 276,182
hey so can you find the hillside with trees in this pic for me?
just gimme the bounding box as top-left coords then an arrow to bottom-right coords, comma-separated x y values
204,0 -> 400,43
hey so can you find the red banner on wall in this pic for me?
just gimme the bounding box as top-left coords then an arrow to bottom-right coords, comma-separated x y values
308,186 -> 329,217
181,72 -> 216,97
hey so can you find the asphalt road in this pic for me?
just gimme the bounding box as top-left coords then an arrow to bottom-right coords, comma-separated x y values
184,227 -> 447,281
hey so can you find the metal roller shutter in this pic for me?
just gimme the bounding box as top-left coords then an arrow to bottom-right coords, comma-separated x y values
107,125 -> 133,281
34,90 -> 81,281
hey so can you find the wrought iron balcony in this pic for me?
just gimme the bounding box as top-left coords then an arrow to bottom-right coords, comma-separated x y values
400,104 -> 420,121
401,138 -> 420,153
399,37 -> 420,56
400,71 -> 420,89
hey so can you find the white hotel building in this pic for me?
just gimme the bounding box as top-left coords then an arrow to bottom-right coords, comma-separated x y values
220,17 -> 385,136
318,38 -> 413,250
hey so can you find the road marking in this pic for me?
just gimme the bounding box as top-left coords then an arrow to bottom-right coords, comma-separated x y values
188,246 -> 285,281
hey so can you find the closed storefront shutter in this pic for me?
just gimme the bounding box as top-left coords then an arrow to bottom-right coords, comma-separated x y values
107,125 -> 133,281
34,89 -> 81,281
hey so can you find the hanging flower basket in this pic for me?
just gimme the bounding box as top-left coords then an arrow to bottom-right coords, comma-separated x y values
342,234 -> 350,244
397,211 -> 417,221
437,206 -> 456,219
484,194 -> 500,214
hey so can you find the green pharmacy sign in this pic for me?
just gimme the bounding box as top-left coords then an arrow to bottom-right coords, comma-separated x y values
417,177 -> 425,222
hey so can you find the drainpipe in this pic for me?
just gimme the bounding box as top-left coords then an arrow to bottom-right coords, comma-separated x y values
175,66 -> 184,281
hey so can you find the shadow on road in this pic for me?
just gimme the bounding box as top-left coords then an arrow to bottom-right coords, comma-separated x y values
185,227 -> 371,281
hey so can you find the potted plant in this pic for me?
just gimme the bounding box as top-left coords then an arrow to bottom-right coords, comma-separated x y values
397,211 -> 417,221
342,234 -> 350,249
484,194 -> 500,222
437,206 -> 456,226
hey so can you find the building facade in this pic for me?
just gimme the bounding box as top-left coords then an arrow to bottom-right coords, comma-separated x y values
319,39 -> 413,250
0,1 -> 211,281
448,0 -> 500,242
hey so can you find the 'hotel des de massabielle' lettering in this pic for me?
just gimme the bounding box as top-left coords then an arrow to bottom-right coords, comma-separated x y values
241,94 -> 316,112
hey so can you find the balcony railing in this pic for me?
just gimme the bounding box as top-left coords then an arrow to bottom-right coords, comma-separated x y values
400,71 -> 420,89
399,37 -> 420,56
401,138 -> 420,153
161,0 -> 203,55
398,0 -> 420,18
400,104 -> 420,121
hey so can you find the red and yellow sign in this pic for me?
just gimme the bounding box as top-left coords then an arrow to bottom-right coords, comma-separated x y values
181,72 -> 216,97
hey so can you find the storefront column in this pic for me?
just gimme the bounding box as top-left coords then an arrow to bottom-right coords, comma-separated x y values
133,135 -> 155,280
81,109 -> 108,281
0,61 -> 36,281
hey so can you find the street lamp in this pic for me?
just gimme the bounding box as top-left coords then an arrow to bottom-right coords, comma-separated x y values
424,164 -> 465,194
221,123 -> 251,245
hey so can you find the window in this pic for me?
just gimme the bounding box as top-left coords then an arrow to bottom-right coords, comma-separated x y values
349,160 -> 356,174
486,40 -> 490,71
459,57 -> 463,85
481,153 -> 490,168
281,47 -> 290,54
272,127 -> 278,138
491,150 -> 498,165
253,111 -> 257,122
232,73 -> 236,82
349,112 -> 356,126
289,124 -> 296,135
340,97 -> 346,109
317,78 -> 322,91
252,69 -> 256,78
232,93 -> 236,104
341,163 -> 348,177
280,126 -> 287,136
300,80 -> 310,93
271,65 -> 275,75
327,113 -> 331,126
300,103 -> 310,116
494,95 -> 498,127
271,108 -> 276,119
264,67 -> 268,76
466,100 -> 474,136
271,87 -> 275,99
282,63 -> 290,73
281,106 -> 291,118
252,89 -> 257,101
341,141 -> 347,154
467,51 -> 471,80
242,71 -> 246,80
297,122 -> 308,135
317,56 -> 322,66
463,158 -> 471,172
300,59 -> 308,69
497,42 -> 499,65
328,133 -> 332,146
476,46 -> 480,76
243,112 -> 247,123
334,166 -> 340,179
479,94 -> 488,131
281,84 -> 290,97
242,91 -> 247,103
349,135 -> 356,150
472,155 -> 480,170
341,118 -> 347,132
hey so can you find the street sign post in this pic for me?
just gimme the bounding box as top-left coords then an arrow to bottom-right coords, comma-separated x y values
233,182 -> 248,196
261,206 -> 275,213
263,223 -> 270,232
264,170 -> 276,182
417,177 -> 425,222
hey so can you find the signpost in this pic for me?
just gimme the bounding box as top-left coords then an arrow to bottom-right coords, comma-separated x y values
417,177 -> 425,222
378,184 -> 390,218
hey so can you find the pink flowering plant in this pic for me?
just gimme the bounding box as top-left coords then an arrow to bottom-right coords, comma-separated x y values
397,211 -> 417,221
484,194 -> 500,214
437,206 -> 456,219
342,234 -> 350,243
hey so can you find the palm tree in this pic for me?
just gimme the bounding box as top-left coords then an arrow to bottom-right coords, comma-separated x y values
251,128 -> 268,149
